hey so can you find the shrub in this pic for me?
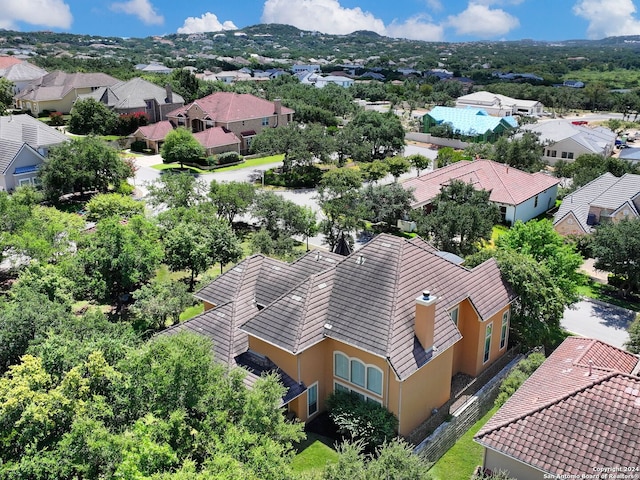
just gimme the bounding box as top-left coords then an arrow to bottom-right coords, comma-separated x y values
494,352 -> 545,407
326,390 -> 398,449
116,111 -> 148,136
216,151 -> 243,166
49,111 -> 65,126
264,165 -> 323,188
625,313 -> 640,354
130,140 -> 147,153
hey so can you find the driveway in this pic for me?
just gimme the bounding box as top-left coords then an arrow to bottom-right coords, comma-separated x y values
561,299 -> 636,349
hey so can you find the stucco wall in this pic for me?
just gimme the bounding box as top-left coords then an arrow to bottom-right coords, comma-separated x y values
3,146 -> 43,191
484,449 -> 548,480
513,185 -> 558,223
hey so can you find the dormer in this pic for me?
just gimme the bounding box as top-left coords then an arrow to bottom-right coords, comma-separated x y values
415,290 -> 437,354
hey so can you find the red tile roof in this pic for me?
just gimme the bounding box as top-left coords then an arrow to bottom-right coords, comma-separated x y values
133,121 -> 174,141
0,56 -> 22,70
194,127 -> 240,148
167,92 -> 294,123
476,337 -> 640,476
403,159 -> 559,207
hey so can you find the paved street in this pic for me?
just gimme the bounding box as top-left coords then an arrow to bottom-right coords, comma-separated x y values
562,299 -> 636,349
131,143 -> 437,250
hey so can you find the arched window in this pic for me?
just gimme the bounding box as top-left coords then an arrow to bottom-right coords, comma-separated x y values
333,351 -> 383,398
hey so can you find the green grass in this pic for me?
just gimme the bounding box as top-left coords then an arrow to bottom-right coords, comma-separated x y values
576,278 -> 640,312
563,69 -> 640,89
291,433 -> 339,476
151,163 -> 210,174
213,154 -> 285,172
179,303 -> 204,321
428,405 -> 499,480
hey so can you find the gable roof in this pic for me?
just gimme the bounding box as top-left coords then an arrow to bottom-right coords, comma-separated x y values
524,120 -> 616,153
80,77 -> 184,110
476,337 -> 640,476
133,120 -> 174,141
15,70 -> 119,102
553,172 -> 640,233
0,61 -> 47,83
193,127 -> 241,148
456,91 -> 541,109
167,92 -> 294,123
0,114 -> 68,149
424,106 -> 518,136
186,234 -> 514,381
403,159 -> 559,208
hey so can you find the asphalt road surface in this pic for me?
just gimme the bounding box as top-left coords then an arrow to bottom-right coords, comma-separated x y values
562,299 -> 636,349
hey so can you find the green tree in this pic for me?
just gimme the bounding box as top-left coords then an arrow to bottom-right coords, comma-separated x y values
160,127 -> 205,170
436,146 -> 467,168
492,131 -> 544,173
68,97 -> 118,135
85,192 -> 144,221
555,153 -> 638,190
359,160 -> 389,184
496,219 -> 583,304
625,313 -> 640,354
407,153 -> 431,176
345,110 -> 405,161
38,136 -> 134,202
146,172 -> 206,209
208,180 -> 256,224
0,78 -> 14,115
592,218 -> 640,297
76,215 -> 163,302
361,183 -> 415,231
413,180 -> 499,256
130,279 -> 195,332
385,155 -> 411,181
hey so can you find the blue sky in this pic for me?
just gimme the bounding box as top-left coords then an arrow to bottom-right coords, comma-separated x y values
4,0 -> 640,42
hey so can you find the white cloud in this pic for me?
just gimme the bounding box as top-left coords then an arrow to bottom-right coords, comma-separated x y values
0,0 -> 72,30
424,0 -> 444,12
386,15 -> 445,41
177,12 -> 237,34
447,2 -> 519,38
110,0 -> 164,26
261,0 -> 386,35
573,0 -> 640,39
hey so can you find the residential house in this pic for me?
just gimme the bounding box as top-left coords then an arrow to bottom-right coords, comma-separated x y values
166,92 -> 294,154
194,127 -> 241,156
523,120 -> 616,164
315,75 -> 354,88
619,147 -> 640,164
455,91 -> 544,117
553,172 -> 640,235
403,159 -> 559,225
475,337 -> 640,480
134,63 -> 172,74
0,114 -> 68,190
79,77 -> 185,123
0,61 -> 47,94
291,64 -> 321,74
15,70 -> 119,114
129,120 -> 174,154
161,234 -> 515,436
422,107 -> 517,143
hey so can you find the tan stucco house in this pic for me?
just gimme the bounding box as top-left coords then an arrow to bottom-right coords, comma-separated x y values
15,70 -> 119,115
554,172 -> 640,235
162,234 -> 515,437
475,337 -> 640,480
166,92 -> 294,155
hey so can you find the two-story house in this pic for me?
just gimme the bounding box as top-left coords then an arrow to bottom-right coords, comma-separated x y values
554,172 -> 640,235
162,234 -> 515,437
165,92 -> 294,154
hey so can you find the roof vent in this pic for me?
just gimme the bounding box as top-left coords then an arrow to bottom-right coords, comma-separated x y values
422,290 -> 431,301
315,251 -> 321,261
355,254 -> 365,265
324,323 -> 333,330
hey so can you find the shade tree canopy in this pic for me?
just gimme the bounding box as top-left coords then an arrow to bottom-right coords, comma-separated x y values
160,127 -> 205,170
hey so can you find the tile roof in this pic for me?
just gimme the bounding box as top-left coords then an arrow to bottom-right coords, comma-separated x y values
403,159 -> 559,207
524,120 -> 616,154
553,172 -> 640,233
476,337 -> 640,476
15,70 -> 118,102
0,61 -> 47,82
0,56 -> 22,70
80,77 -> 184,111
133,121 -> 174,141
167,92 -> 294,123
190,234 -> 513,380
193,127 -> 241,149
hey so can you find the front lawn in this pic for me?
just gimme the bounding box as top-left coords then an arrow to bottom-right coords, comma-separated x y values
214,154 -> 285,172
577,279 -> 640,312
291,432 -> 339,477
151,163 -> 210,174
428,405 -> 499,480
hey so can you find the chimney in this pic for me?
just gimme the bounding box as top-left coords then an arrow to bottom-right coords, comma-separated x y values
415,290 -> 437,353
274,98 -> 282,116
165,83 -> 173,104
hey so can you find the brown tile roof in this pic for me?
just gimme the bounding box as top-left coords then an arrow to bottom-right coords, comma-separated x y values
403,159 -> 559,208
193,234 -> 513,380
167,92 -> 294,123
133,121 -> 174,141
193,127 -> 240,148
476,337 -> 640,475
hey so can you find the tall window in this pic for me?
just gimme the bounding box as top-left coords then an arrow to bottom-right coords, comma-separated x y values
449,307 -> 459,327
334,352 -> 383,398
262,117 -> 269,126
484,323 -> 493,364
307,383 -> 318,417
500,311 -> 509,350
534,195 -> 539,208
